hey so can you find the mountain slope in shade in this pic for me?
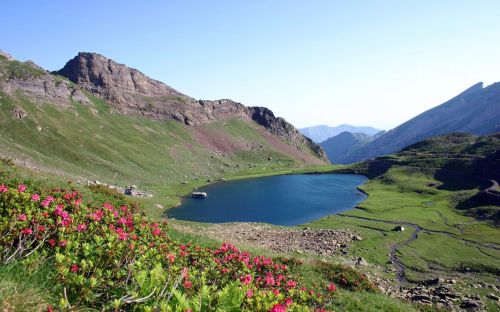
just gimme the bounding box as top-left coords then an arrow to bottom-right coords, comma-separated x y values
299,124 -> 381,143
320,132 -> 373,164
343,82 -> 500,164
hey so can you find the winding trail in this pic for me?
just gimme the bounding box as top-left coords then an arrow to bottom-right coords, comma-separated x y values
337,213 -> 500,283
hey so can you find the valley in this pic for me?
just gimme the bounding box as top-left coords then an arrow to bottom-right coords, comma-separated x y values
0,50 -> 498,312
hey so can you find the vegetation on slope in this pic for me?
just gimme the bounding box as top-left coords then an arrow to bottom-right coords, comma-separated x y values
0,162 -> 425,311
308,133 -> 499,310
0,89 -> 325,217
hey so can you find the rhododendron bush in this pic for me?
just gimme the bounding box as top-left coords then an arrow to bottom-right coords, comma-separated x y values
0,180 -> 338,311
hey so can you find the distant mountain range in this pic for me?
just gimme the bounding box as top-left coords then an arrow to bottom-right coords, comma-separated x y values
317,82 -> 500,164
319,132 -> 373,164
340,82 -> 500,163
299,124 -> 382,143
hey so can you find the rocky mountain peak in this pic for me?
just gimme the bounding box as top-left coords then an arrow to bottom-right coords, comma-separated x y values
52,52 -> 329,162
56,52 -> 187,99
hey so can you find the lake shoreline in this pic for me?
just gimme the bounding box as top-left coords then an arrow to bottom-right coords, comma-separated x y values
168,173 -> 369,226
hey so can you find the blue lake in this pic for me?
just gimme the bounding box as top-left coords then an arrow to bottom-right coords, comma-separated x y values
167,174 -> 368,226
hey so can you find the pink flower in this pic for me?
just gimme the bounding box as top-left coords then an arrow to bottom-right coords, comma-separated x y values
41,196 -> 55,207
246,289 -> 253,298
152,227 -> 161,236
327,282 -> 336,292
0,184 -> 8,193
272,289 -> 280,296
116,228 -> 128,241
90,210 -> 104,221
118,217 -> 127,225
265,274 -> 275,286
285,298 -> 293,306
48,239 -> 56,247
240,274 -> 252,285
18,214 -> 27,221
103,202 -> 114,211
38,225 -> 46,232
31,194 -> 40,201
18,184 -> 27,193
21,228 -> 32,235
269,304 -> 286,312
183,280 -> 192,289
286,280 -> 297,288
59,216 -> 72,227
181,267 -> 189,279
76,224 -> 87,232
167,253 -> 175,263
70,264 -> 79,273
59,240 -> 67,247
54,204 -> 64,215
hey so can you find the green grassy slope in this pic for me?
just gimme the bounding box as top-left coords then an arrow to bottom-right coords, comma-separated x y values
0,88 -> 328,216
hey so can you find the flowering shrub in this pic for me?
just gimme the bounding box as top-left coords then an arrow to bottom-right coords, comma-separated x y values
313,261 -> 376,292
0,180 -> 339,311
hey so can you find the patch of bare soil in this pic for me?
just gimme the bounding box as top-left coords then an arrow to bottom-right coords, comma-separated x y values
190,124 -> 249,154
253,125 -> 325,165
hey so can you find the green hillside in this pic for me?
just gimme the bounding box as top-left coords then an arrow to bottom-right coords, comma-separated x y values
308,133 -> 500,310
0,54 -> 328,216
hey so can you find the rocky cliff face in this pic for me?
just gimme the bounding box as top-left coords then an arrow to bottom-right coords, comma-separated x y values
54,52 -> 328,162
1,50 -> 328,162
0,51 -> 91,107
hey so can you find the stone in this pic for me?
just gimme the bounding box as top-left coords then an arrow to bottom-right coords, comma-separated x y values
413,294 -> 432,302
12,106 -> 27,119
352,235 -> 363,241
487,293 -> 500,301
460,299 -> 482,309
423,277 -> 443,286
393,225 -> 405,232
355,257 -> 368,266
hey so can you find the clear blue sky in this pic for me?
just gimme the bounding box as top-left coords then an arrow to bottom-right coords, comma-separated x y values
2,0 -> 500,129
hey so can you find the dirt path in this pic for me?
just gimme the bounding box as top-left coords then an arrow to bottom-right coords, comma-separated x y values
337,213 -> 500,284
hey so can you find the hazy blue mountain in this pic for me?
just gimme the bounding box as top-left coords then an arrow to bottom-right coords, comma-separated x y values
319,132 -> 373,164
342,82 -> 500,164
299,124 -> 381,143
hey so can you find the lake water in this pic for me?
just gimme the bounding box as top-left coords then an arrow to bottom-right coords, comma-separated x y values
167,174 -> 368,226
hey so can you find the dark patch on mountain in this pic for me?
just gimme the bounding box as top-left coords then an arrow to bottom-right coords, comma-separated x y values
300,124 -> 381,143
320,132 -> 373,164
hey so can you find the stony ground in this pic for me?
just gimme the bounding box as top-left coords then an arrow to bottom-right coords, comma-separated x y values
171,222 -> 363,255
171,222 -> 500,311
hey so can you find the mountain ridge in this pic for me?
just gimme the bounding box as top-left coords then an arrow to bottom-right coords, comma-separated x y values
53,52 -> 327,161
0,50 -> 327,164
338,82 -> 500,163
300,124 -> 381,143
320,131 -> 373,164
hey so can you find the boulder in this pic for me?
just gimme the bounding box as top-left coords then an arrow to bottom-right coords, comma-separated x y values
393,225 -> 405,232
